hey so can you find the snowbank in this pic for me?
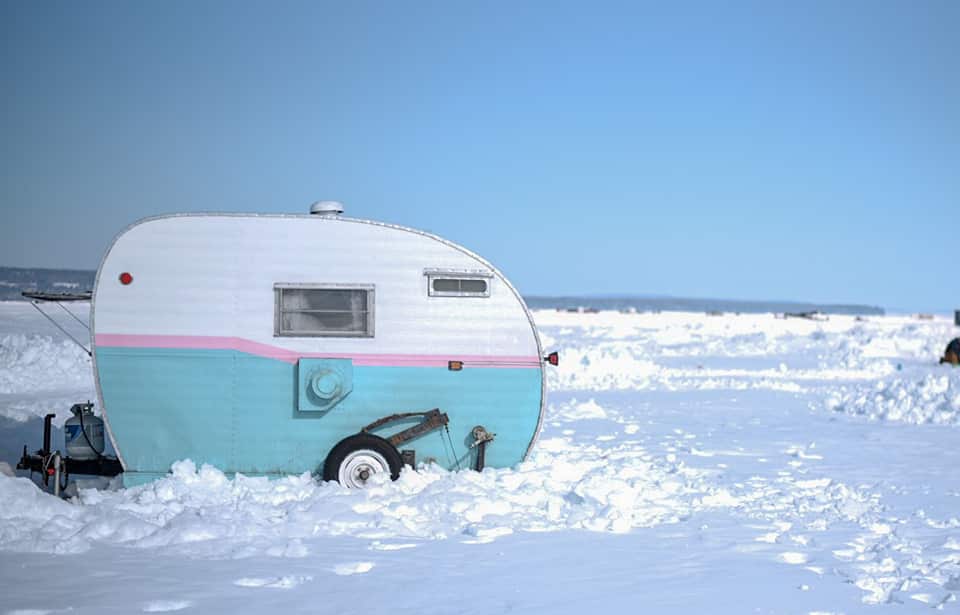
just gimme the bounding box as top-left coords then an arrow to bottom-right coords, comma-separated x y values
0,333 -> 94,423
535,311 -> 951,393
0,427 -> 887,567
0,334 -> 91,396
0,436 -> 718,556
825,371 -> 960,426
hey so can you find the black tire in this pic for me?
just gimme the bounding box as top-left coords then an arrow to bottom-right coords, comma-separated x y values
322,433 -> 403,486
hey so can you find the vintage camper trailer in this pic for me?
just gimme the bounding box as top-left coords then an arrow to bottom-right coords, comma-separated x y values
86,203 -> 551,487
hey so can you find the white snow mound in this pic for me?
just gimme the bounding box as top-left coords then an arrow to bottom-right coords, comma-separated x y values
0,333 -> 95,422
826,372 -> 960,425
0,334 -> 91,396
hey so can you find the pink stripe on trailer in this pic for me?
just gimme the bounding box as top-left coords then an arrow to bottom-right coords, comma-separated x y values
94,334 -> 542,368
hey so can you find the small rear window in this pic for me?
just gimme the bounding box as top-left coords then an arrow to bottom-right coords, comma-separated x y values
425,270 -> 492,298
431,277 -> 488,295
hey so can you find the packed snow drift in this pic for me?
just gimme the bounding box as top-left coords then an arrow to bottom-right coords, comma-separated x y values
1,302 -> 959,613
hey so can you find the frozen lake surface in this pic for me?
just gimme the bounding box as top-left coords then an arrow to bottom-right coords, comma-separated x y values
1,302 -> 959,613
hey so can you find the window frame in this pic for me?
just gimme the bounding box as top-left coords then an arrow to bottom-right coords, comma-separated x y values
273,283 -> 375,338
424,268 -> 493,298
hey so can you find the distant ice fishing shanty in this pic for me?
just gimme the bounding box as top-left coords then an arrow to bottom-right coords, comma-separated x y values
19,203 -> 558,489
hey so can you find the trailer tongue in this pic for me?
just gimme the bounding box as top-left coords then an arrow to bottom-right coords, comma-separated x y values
15,291 -> 123,494
17,407 -> 123,496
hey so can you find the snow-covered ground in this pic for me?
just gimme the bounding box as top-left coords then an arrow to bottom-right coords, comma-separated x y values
1,302 -> 959,613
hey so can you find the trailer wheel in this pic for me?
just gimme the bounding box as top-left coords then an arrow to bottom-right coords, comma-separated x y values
323,434 -> 403,488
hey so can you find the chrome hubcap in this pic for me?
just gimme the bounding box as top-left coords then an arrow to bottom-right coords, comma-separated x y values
339,450 -> 390,488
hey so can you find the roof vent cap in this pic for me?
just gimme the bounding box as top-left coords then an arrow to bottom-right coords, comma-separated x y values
309,200 -> 344,216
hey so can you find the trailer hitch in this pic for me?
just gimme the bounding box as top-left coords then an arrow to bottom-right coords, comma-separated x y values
17,409 -> 122,492
16,414 -> 57,486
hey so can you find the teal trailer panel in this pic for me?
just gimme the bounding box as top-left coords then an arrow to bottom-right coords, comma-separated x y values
96,346 -> 542,480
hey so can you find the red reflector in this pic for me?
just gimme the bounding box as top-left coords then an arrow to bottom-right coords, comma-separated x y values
119,272 -> 133,285
47,468 -> 55,475
546,351 -> 559,366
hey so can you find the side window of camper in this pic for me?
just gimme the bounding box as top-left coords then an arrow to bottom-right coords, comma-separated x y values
424,270 -> 492,298
274,284 -> 374,337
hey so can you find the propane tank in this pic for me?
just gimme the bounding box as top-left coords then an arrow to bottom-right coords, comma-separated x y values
64,402 -> 104,460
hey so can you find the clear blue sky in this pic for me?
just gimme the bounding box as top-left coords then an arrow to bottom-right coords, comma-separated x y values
2,1 -> 956,311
